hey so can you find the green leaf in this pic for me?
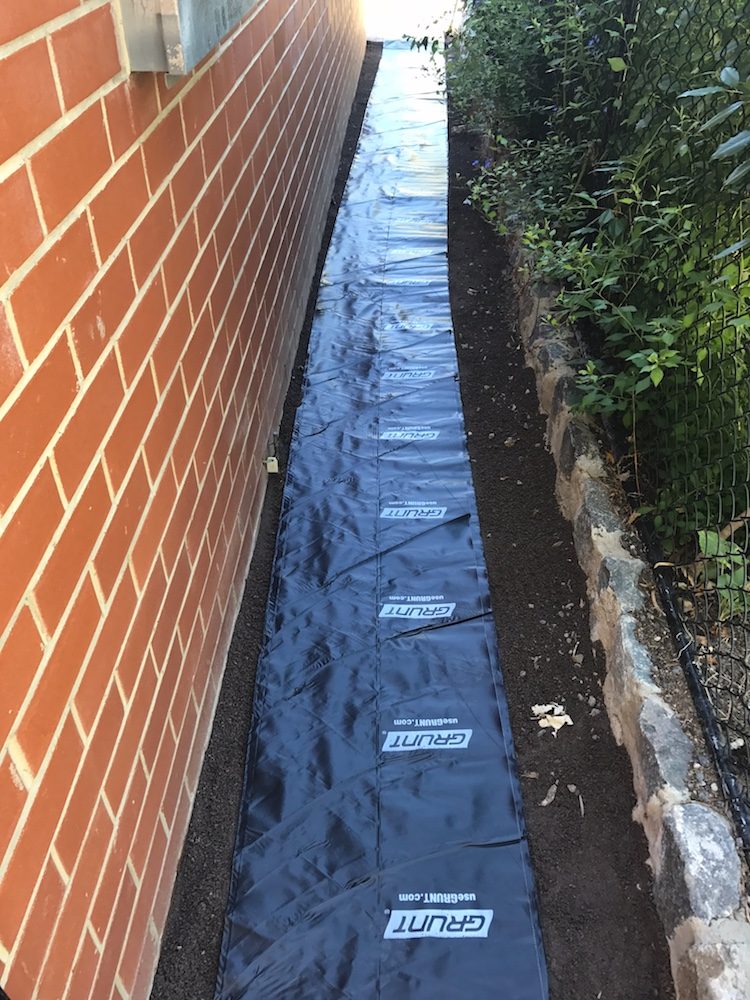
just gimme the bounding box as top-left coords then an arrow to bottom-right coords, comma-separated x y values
678,86 -> 725,98
699,101 -> 743,132
608,57 -> 627,73
711,130 -> 750,160
712,235 -> 750,260
720,66 -> 740,87
723,159 -> 750,188
650,368 -> 664,387
698,530 -> 724,557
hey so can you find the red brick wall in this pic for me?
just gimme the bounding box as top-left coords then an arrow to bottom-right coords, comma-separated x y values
0,1 -> 365,996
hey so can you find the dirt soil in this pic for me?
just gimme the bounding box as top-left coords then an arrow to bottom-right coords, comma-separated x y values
448,118 -> 675,999
152,45 -> 675,1000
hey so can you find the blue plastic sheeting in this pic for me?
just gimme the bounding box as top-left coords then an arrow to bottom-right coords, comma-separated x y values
215,41 -> 549,999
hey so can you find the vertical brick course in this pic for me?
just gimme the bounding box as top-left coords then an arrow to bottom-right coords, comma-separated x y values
0,0 -> 365,996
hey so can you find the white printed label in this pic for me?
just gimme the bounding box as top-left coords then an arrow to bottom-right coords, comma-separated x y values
381,429 -> 439,441
382,729 -> 473,752
382,370 -> 435,381
383,322 -> 435,332
379,603 -> 455,619
384,909 -> 494,939
380,506 -> 447,520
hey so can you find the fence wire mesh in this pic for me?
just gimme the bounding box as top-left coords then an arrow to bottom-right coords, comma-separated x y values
605,1 -> 750,846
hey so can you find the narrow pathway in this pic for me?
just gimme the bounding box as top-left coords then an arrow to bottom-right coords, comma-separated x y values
214,42 -> 547,999
153,39 -> 676,1000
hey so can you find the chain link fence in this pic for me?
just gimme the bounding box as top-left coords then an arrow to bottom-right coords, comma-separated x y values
609,1 -> 750,850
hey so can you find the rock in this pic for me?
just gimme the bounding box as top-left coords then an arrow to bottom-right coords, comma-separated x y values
638,697 -> 694,796
672,917 -> 750,1000
658,804 -> 741,932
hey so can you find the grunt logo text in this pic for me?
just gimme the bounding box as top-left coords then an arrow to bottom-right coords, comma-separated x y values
382,729 -> 473,752
384,909 -> 494,940
381,427 -> 439,441
379,603 -> 456,619
380,505 -> 447,520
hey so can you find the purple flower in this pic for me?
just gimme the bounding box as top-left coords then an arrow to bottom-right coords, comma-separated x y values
472,159 -> 480,167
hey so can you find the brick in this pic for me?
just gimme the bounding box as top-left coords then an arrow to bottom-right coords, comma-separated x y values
154,786 -> 191,939
142,108 -> 186,193
105,659 -> 156,811
55,684 -> 123,873
0,754 -> 26,864
118,822 -> 168,993
163,698 -> 196,832
75,575 -> 136,737
117,274 -> 167,386
31,103 -> 111,231
162,465 -> 200,571
0,608 -> 45,750
225,84 -> 249,141
15,576 -> 101,775
210,255 -> 236,330
0,715 -> 81,949
194,393 -> 223,484
104,78 -> 160,159
69,249 -> 135,376
51,5 -> 121,110
200,107 -> 230,174
103,369 -> 157,493
129,727 -> 174,874
0,167 -> 44,282
12,215 -> 98,362
169,144 -> 205,221
179,304 -> 214,398
0,0 -> 77,46
2,859 -> 66,1000
151,548 -> 190,665
90,762 -> 146,941
171,385 -> 206,484
195,171 -> 224,246
0,306 -> 23,410
93,457 -> 150,599
181,75 -> 215,146
63,927 -> 100,1000
0,40 -> 61,164
89,152 -> 149,264
213,196 -> 240,266
151,293 -> 191,393
128,188 -> 175,287
36,803 -> 113,1000
130,470 -> 177,588
90,867 -> 136,999
142,644 -> 180,771
162,219 -> 199,304
0,464 -> 63,624
144,373 -> 187,483
220,137 -> 245,200
187,239 -> 218,320
0,340 -> 77,512
116,560 -> 166,697
54,352 -> 124,499
34,464 -> 111,632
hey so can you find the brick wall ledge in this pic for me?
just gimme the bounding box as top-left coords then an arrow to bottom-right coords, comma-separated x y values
513,250 -> 750,1000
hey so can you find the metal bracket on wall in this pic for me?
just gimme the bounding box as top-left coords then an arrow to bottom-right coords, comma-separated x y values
119,0 -> 259,75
